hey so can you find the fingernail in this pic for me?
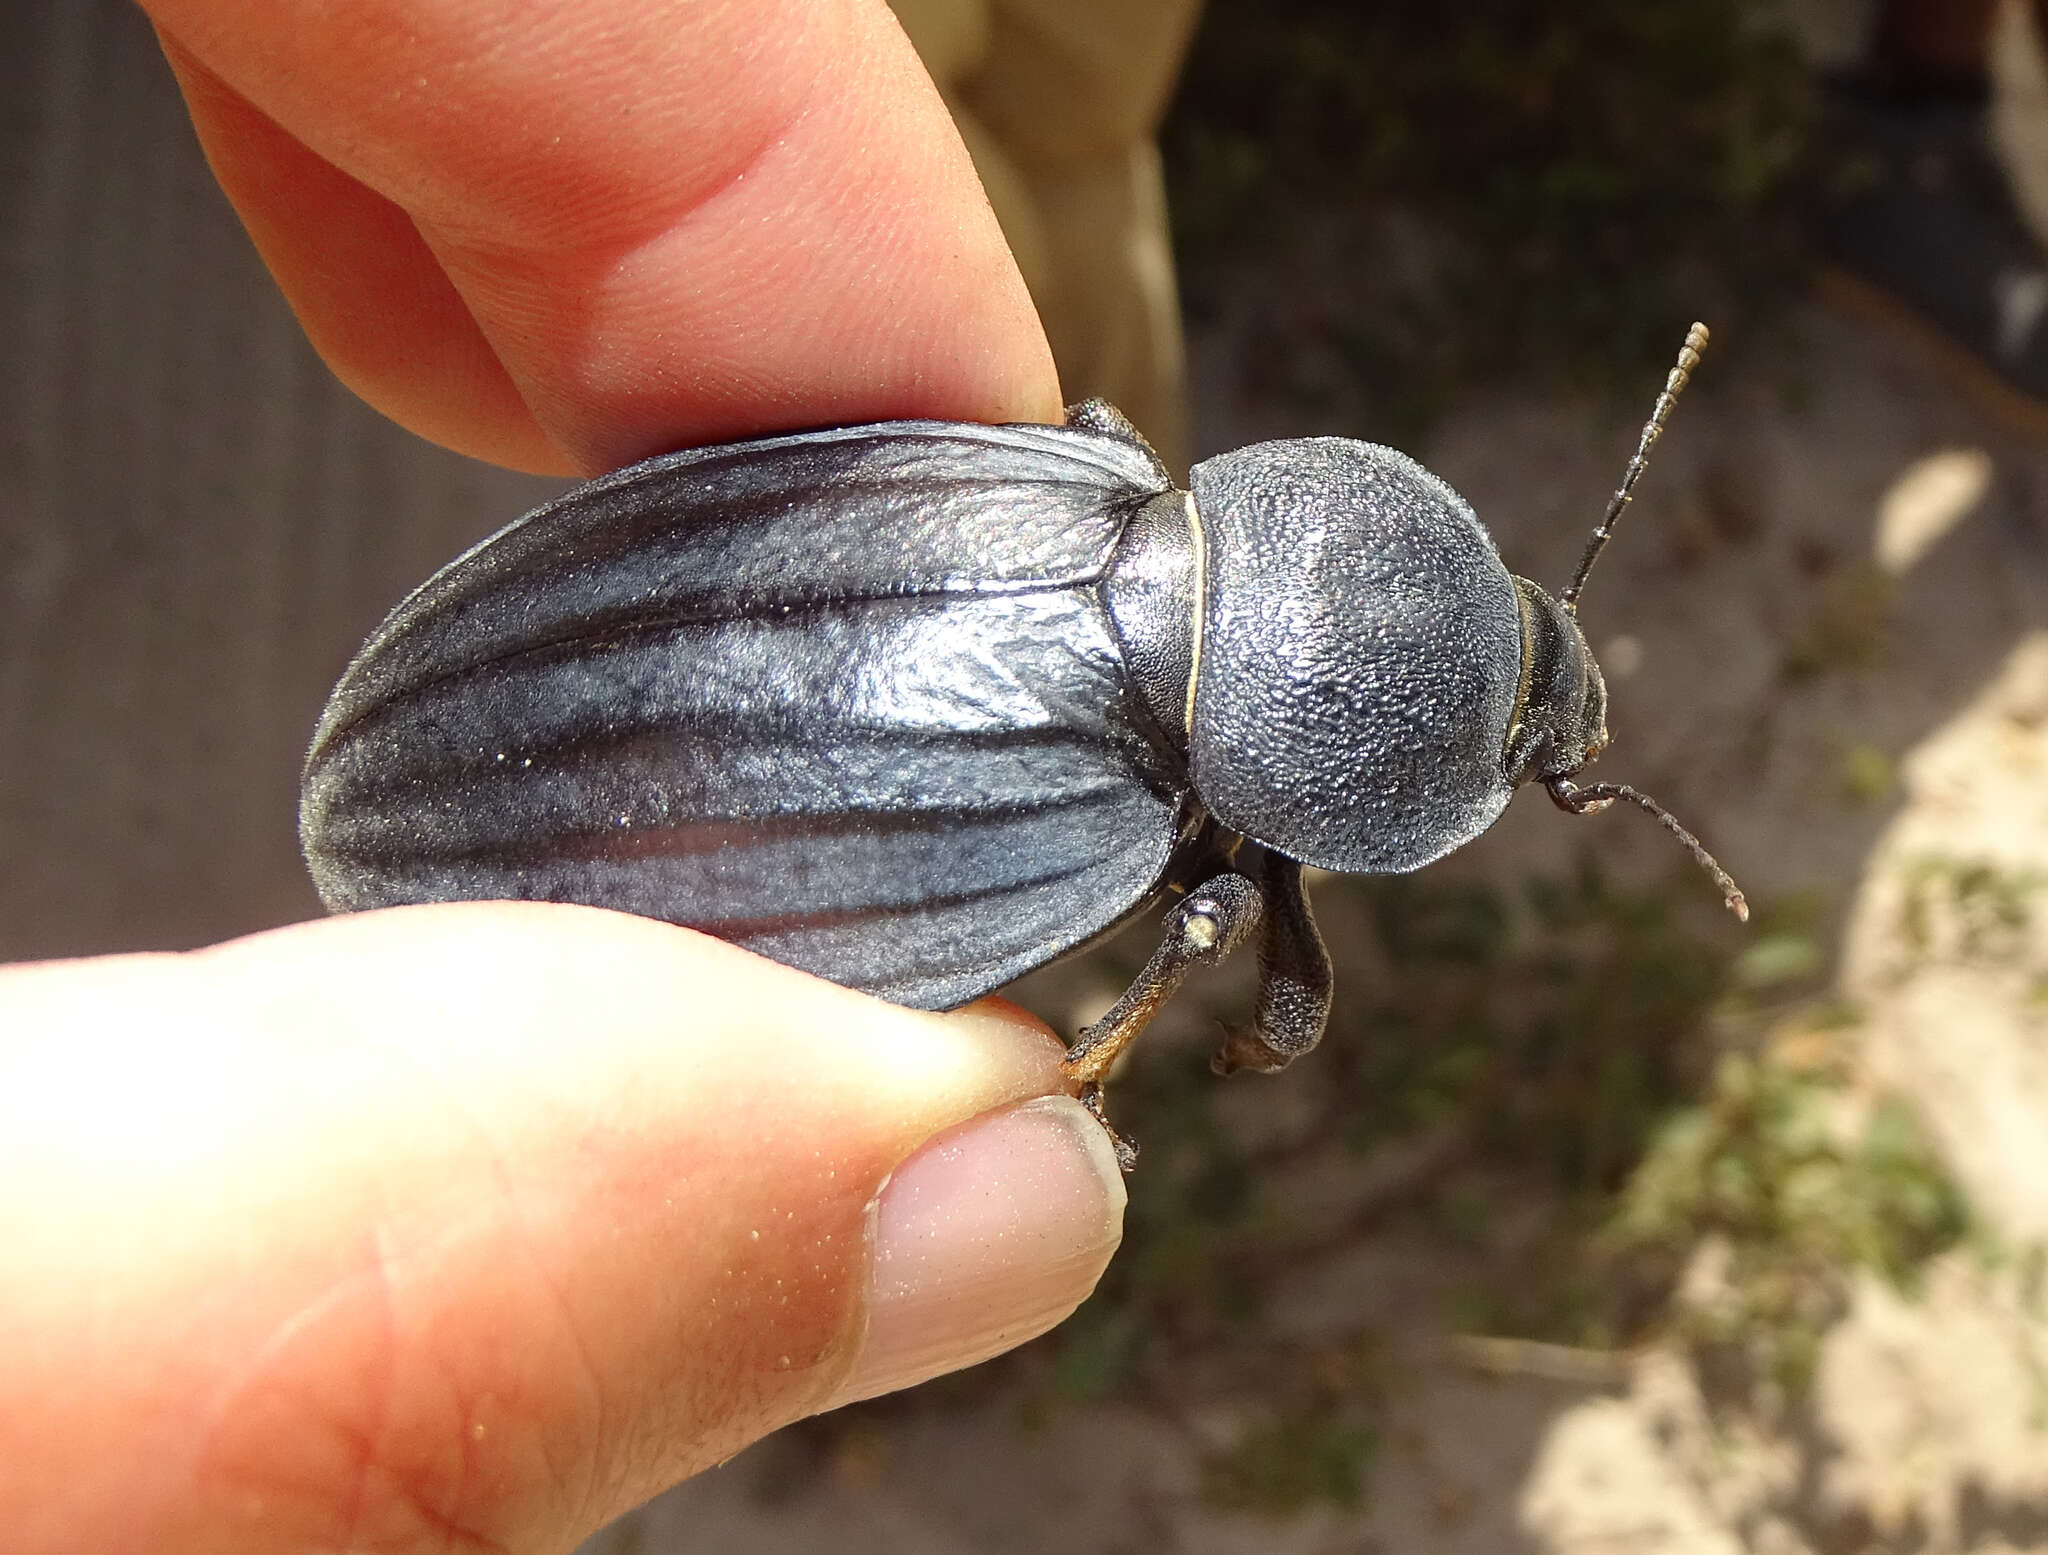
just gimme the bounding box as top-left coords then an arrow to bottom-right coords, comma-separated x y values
830,1094 -> 1127,1407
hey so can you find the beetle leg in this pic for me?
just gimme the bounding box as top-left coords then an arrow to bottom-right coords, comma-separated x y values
1062,398 -> 1173,484
1061,871 -> 1264,1099
1076,1083 -> 1140,1173
1213,855 -> 1332,1076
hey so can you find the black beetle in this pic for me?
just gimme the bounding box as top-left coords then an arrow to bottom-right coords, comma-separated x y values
301,325 -> 1740,1164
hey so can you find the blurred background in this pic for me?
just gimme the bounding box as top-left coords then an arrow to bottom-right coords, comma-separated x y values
8,0 -> 2048,1550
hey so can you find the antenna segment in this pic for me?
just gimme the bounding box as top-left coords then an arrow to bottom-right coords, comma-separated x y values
1546,776 -> 1749,921
1561,322 -> 1710,614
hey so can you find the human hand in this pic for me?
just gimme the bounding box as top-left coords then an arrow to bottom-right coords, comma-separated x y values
5,5 -> 1116,1553
144,0 -> 1060,473
2,906 -> 1125,1554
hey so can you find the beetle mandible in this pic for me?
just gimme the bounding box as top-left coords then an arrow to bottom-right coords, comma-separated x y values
301,324 -> 1741,1166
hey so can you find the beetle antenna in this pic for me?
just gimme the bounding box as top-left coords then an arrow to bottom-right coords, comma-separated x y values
1560,322 -> 1710,615
1546,776 -> 1748,921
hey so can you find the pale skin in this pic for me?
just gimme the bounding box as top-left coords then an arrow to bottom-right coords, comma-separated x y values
0,4 -> 1114,1553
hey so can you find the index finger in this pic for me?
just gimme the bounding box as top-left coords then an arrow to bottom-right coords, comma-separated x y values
147,0 -> 1061,473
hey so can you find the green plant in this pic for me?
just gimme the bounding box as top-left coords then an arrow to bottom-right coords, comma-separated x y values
1779,565 -> 1894,682
1899,853 -> 2048,963
1604,1052 -> 1970,1397
1835,741 -> 1894,807
822,860 -> 1968,1516
1163,0 -> 1816,431
1202,1405 -> 1379,1516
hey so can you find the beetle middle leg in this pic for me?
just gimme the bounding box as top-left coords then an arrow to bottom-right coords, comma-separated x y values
1061,872 -> 1264,1166
1212,853 -> 1332,1076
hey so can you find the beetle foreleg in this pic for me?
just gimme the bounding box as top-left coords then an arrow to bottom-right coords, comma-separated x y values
1213,855 -> 1332,1076
1060,873 -> 1264,1167
1063,873 -> 1263,1085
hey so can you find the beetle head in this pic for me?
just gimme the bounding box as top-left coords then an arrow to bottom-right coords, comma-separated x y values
1503,577 -> 1607,788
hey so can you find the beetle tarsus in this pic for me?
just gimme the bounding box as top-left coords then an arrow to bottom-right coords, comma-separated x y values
1078,1082 -> 1139,1172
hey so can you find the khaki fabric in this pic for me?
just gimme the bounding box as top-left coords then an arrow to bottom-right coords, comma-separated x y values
889,0 -> 1201,472
1991,0 -> 2048,256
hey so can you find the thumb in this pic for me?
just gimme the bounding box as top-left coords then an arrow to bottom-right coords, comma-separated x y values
0,902 -> 1125,1555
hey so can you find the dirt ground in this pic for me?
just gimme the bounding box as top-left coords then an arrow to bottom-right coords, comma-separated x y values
7,4 -> 2048,1552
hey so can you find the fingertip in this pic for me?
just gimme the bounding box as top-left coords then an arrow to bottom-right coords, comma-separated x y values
156,31 -> 575,473
0,903 -> 1108,1549
829,1093 -> 1127,1408
149,0 -> 1062,468
938,993 -> 1073,1080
